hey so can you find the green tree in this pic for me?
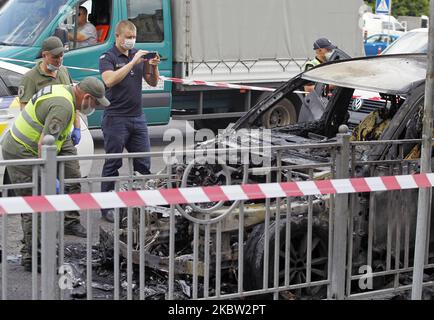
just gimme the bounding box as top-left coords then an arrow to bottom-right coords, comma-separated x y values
364,0 -> 429,17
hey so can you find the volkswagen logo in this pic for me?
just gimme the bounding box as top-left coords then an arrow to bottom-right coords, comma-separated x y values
352,98 -> 363,111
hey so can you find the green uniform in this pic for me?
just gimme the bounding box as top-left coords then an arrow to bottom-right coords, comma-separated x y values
18,61 -> 72,104
3,84 -> 82,264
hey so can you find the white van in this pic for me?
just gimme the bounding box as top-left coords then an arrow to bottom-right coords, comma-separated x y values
362,13 -> 406,38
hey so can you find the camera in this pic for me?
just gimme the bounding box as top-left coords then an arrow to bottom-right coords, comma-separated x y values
143,51 -> 157,60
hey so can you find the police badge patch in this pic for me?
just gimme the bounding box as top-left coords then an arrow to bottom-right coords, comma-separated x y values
18,85 -> 25,98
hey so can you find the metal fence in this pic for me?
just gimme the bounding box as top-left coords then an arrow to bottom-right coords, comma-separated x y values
0,133 -> 433,300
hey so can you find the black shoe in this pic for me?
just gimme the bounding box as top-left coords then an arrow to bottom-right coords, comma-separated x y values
64,222 -> 87,238
101,209 -> 114,223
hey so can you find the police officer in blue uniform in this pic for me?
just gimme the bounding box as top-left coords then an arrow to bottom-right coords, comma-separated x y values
99,20 -> 160,222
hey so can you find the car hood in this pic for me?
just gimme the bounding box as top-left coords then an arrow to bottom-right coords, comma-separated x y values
302,54 -> 426,95
204,126 -> 332,173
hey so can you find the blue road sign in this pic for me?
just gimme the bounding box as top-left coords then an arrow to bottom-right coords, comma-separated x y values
376,0 -> 391,15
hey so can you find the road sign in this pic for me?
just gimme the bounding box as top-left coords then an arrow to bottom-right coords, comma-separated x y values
376,0 -> 391,15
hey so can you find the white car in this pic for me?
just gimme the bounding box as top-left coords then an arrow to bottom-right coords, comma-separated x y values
381,28 -> 428,55
0,60 -> 94,181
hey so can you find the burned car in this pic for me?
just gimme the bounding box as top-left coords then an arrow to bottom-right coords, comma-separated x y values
109,54 -> 433,299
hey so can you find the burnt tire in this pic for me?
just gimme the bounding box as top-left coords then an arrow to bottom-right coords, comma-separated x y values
244,216 -> 329,299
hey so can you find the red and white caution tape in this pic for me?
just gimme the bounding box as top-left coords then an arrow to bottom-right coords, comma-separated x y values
0,174 -> 432,215
0,57 -> 289,93
159,76 -> 277,92
0,57 -> 388,99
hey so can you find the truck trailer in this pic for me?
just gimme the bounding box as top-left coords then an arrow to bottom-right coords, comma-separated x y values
0,0 -> 363,130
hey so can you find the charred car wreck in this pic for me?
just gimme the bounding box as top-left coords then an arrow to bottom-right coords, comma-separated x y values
102,54 -> 434,299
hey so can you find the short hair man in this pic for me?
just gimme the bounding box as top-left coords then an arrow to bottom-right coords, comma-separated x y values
19,36 -> 72,109
304,38 -> 337,93
68,6 -> 97,48
99,20 -> 160,222
2,77 -> 109,271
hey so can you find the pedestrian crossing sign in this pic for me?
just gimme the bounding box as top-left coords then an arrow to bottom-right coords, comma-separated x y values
376,0 -> 391,15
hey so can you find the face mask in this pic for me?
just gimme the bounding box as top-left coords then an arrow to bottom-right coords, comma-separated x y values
80,96 -> 95,116
123,38 -> 136,50
47,63 -> 59,72
324,50 -> 334,61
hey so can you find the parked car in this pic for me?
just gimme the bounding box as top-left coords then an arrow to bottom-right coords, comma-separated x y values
364,33 -> 399,56
0,60 -> 94,182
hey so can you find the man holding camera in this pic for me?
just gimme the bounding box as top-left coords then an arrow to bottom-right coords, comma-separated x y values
99,20 -> 160,223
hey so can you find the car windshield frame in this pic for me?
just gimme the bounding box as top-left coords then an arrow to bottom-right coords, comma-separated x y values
0,0 -> 70,46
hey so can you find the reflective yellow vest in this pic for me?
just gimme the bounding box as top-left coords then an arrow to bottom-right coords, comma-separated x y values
10,85 -> 75,155
304,58 -> 322,71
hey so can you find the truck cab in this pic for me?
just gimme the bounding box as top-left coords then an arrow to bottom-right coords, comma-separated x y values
0,0 -> 172,128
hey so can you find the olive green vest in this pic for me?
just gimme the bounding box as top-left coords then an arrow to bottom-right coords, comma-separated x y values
10,85 -> 75,155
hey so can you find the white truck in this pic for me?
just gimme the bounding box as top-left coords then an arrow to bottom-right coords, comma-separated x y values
170,0 -> 365,130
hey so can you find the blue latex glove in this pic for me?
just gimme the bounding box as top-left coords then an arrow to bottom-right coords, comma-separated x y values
71,127 -> 81,146
56,179 -> 60,194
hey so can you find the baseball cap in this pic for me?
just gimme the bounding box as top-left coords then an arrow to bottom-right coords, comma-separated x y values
41,36 -> 65,56
78,77 -> 110,107
313,38 -> 337,50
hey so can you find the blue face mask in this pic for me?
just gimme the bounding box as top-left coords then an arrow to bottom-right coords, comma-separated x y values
123,38 -> 136,50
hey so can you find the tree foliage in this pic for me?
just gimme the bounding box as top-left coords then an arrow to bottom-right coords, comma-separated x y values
364,0 -> 429,17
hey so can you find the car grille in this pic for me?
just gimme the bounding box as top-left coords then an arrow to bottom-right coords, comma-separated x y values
348,98 -> 386,114
347,98 -> 386,131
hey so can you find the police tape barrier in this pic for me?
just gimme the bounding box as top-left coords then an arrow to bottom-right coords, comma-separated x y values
0,57 -> 279,93
1,57 -> 388,100
159,76 -> 277,92
0,174 -> 433,215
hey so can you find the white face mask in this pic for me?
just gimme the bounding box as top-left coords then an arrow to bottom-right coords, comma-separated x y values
47,63 -> 59,72
325,50 -> 334,61
81,96 -> 95,116
123,38 -> 136,50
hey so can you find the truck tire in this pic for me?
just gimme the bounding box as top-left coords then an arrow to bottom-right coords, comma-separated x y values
261,98 -> 297,129
244,216 -> 329,299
